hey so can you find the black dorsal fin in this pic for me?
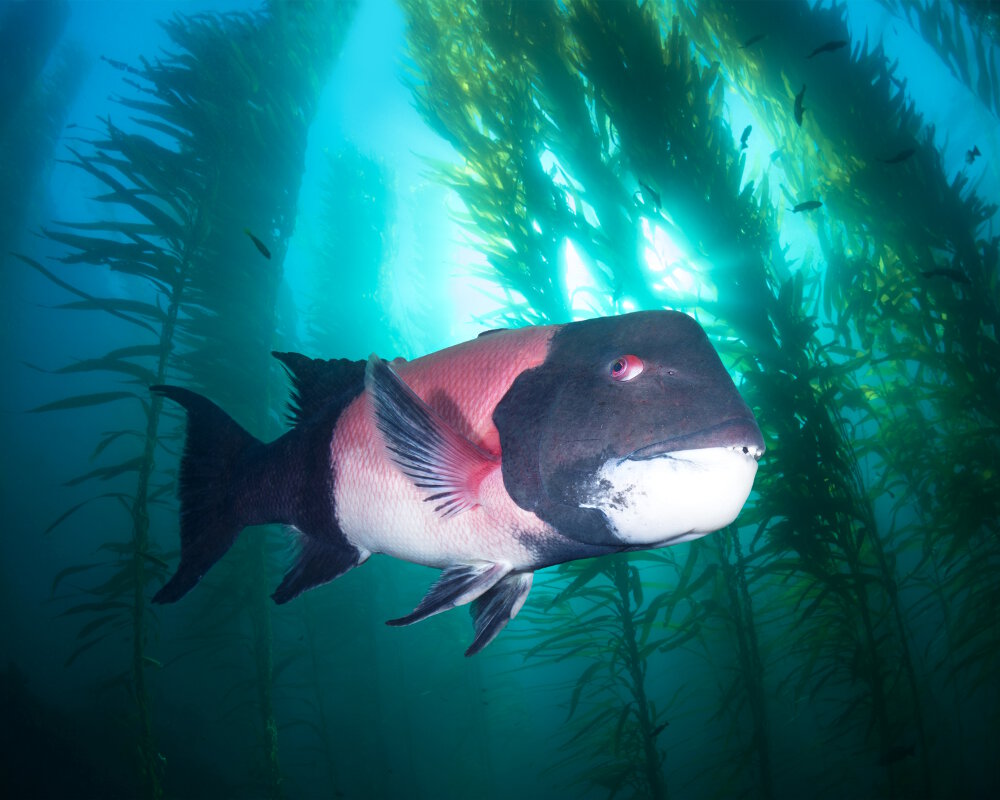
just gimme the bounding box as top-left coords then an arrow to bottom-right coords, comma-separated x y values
272,352 -> 366,425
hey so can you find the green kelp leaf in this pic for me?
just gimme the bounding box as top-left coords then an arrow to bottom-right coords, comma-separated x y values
59,600 -> 131,617
65,148 -> 185,239
16,254 -> 161,334
92,430 -> 142,461
30,391 -> 137,413
549,559 -> 607,606
76,614 -> 126,640
566,705 -> 618,746
654,623 -> 700,656
51,563 -> 107,596
629,565 -> 643,607
64,456 -> 144,486
56,298 -> 166,323
65,636 -> 110,667
43,491 -> 130,535
54,219 -> 162,236
567,660 -> 605,720
46,356 -> 157,385
612,702 -> 634,754
105,344 -> 163,361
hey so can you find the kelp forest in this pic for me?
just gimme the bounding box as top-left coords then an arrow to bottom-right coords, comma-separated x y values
1,0 -> 997,799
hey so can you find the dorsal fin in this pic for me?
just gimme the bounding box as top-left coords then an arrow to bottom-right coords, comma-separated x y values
272,352 -> 366,425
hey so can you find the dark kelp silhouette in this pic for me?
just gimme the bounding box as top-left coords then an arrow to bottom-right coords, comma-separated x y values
23,2 -> 357,797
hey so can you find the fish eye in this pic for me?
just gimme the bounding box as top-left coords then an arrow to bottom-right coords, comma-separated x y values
610,354 -> 643,381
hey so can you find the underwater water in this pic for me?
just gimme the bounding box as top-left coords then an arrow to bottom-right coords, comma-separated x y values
2,0 -> 999,798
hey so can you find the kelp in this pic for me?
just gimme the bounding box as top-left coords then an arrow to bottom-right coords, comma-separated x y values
880,0 -> 1000,116
681,0 -> 998,791
27,2 -> 358,797
515,551 -> 712,799
400,1 -> 783,795
398,0 -> 988,795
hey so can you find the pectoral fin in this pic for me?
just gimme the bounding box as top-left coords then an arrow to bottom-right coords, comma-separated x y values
466,572 -> 534,656
387,561 -> 509,627
366,354 -> 499,517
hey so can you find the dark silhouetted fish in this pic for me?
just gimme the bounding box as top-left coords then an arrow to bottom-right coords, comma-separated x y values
152,312 -> 764,655
966,145 -> 981,164
244,228 -> 271,260
878,148 -> 915,164
790,200 -> 822,213
740,125 -> 752,150
794,85 -> 807,126
806,40 -> 848,58
741,33 -> 767,49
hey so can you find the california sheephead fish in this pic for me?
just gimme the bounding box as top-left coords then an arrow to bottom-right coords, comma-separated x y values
152,311 -> 764,655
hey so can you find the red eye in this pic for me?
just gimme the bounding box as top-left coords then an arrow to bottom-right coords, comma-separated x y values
610,354 -> 643,381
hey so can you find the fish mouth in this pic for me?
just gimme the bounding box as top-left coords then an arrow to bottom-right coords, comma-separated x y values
624,418 -> 765,463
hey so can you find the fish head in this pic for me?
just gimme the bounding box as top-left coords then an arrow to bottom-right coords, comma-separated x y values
494,310 -> 764,549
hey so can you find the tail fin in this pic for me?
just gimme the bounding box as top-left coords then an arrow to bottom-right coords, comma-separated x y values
151,385 -> 262,603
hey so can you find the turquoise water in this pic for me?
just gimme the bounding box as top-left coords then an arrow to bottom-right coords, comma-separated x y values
2,1 -> 998,798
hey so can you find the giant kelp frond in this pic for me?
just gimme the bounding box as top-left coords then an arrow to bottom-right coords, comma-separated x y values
402,0 -> 956,795
879,0 -> 1000,117
28,2 -> 359,797
682,1 -> 999,755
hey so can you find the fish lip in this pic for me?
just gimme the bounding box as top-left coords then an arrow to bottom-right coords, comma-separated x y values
623,418 -> 765,463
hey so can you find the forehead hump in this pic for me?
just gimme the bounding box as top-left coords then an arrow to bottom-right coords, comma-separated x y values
548,310 -> 708,365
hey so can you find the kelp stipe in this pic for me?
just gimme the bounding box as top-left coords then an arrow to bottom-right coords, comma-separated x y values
516,551 -> 715,799
24,2 -> 358,797
21,105 -> 214,800
140,5 -> 358,797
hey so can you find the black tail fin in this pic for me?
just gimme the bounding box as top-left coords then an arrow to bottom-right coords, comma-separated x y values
151,385 -> 262,604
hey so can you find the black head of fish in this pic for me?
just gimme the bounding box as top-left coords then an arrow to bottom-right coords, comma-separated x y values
494,310 -> 763,551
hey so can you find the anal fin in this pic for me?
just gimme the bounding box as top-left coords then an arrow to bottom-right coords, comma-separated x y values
273,537 -> 369,604
466,572 -> 534,656
387,562 -> 508,627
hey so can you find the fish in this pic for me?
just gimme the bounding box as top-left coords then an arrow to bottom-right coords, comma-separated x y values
244,227 -> 271,260
806,40 -> 848,58
878,743 -> 915,767
966,145 -> 981,164
151,311 -> 764,655
920,267 -> 970,284
877,148 -> 915,164
740,125 -> 752,150
740,33 -> 767,49
790,200 -> 822,213
794,85 -> 807,126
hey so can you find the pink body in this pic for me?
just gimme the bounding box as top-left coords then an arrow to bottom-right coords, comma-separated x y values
332,325 -> 557,569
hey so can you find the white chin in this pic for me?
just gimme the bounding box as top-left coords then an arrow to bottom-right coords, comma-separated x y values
580,447 -> 759,546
